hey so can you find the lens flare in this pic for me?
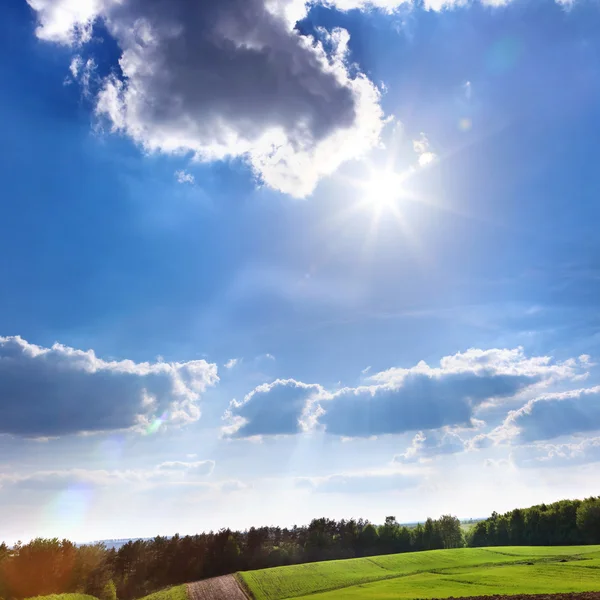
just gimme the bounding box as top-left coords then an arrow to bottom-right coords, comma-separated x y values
45,483 -> 93,532
145,411 -> 169,435
459,118 -> 472,132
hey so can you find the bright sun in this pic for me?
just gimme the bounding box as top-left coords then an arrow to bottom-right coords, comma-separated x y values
362,169 -> 406,213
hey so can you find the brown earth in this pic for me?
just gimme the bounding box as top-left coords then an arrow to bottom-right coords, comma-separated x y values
430,595 -> 600,600
187,575 -> 249,600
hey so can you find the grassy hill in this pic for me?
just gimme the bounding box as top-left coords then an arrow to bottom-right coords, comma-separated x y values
24,588 -> 188,600
239,546 -> 600,600
137,585 -> 187,600
25,595 -> 99,600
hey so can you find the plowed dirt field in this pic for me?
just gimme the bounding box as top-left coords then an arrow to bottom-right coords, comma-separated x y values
187,575 -> 248,600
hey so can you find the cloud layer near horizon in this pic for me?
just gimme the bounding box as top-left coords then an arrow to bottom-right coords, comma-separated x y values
0,463 -> 249,498
0,336 -> 218,437
295,470 -> 419,493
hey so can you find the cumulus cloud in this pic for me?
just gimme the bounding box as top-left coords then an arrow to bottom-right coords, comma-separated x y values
224,348 -> 583,439
412,132 -> 437,166
223,379 -> 325,438
331,0 -> 565,9
0,336 -> 218,437
27,0 -> 575,195
511,437 -> 600,468
175,170 -> 195,185
468,432 -> 495,450
26,0 -> 113,45
295,470 -> 419,493
224,358 -> 239,370
394,429 -> 467,463
491,386 -> 600,444
27,0 -> 383,198
324,0 -> 409,10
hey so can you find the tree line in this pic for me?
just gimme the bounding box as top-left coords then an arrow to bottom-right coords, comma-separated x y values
0,497 -> 598,600
466,496 -> 600,547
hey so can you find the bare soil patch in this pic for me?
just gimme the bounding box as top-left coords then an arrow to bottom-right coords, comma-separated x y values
187,575 -> 248,600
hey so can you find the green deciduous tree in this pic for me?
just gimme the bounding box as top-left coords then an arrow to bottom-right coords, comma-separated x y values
437,515 -> 463,549
576,498 -> 600,544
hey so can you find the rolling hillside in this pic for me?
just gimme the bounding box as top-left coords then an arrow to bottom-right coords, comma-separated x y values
239,546 -> 600,600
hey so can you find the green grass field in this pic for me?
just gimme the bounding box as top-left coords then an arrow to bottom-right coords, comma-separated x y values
138,585 -> 188,600
239,546 -> 600,600
25,595 -> 99,600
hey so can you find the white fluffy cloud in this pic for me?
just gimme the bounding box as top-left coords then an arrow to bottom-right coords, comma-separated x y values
323,0 -> 409,10
412,133 -> 437,167
26,0 -> 576,195
331,0 -> 565,9
394,429 -> 467,463
223,379 -> 326,438
27,0 -> 384,198
26,0 -> 115,44
175,170 -> 195,185
0,336 -> 218,437
487,385 -> 600,445
224,348 -> 584,439
27,0 -> 580,197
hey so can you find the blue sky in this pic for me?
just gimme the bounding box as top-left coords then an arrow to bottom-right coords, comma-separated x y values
2,0 -> 600,543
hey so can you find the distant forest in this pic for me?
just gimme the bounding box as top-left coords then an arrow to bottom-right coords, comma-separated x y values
1,496 -> 599,600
